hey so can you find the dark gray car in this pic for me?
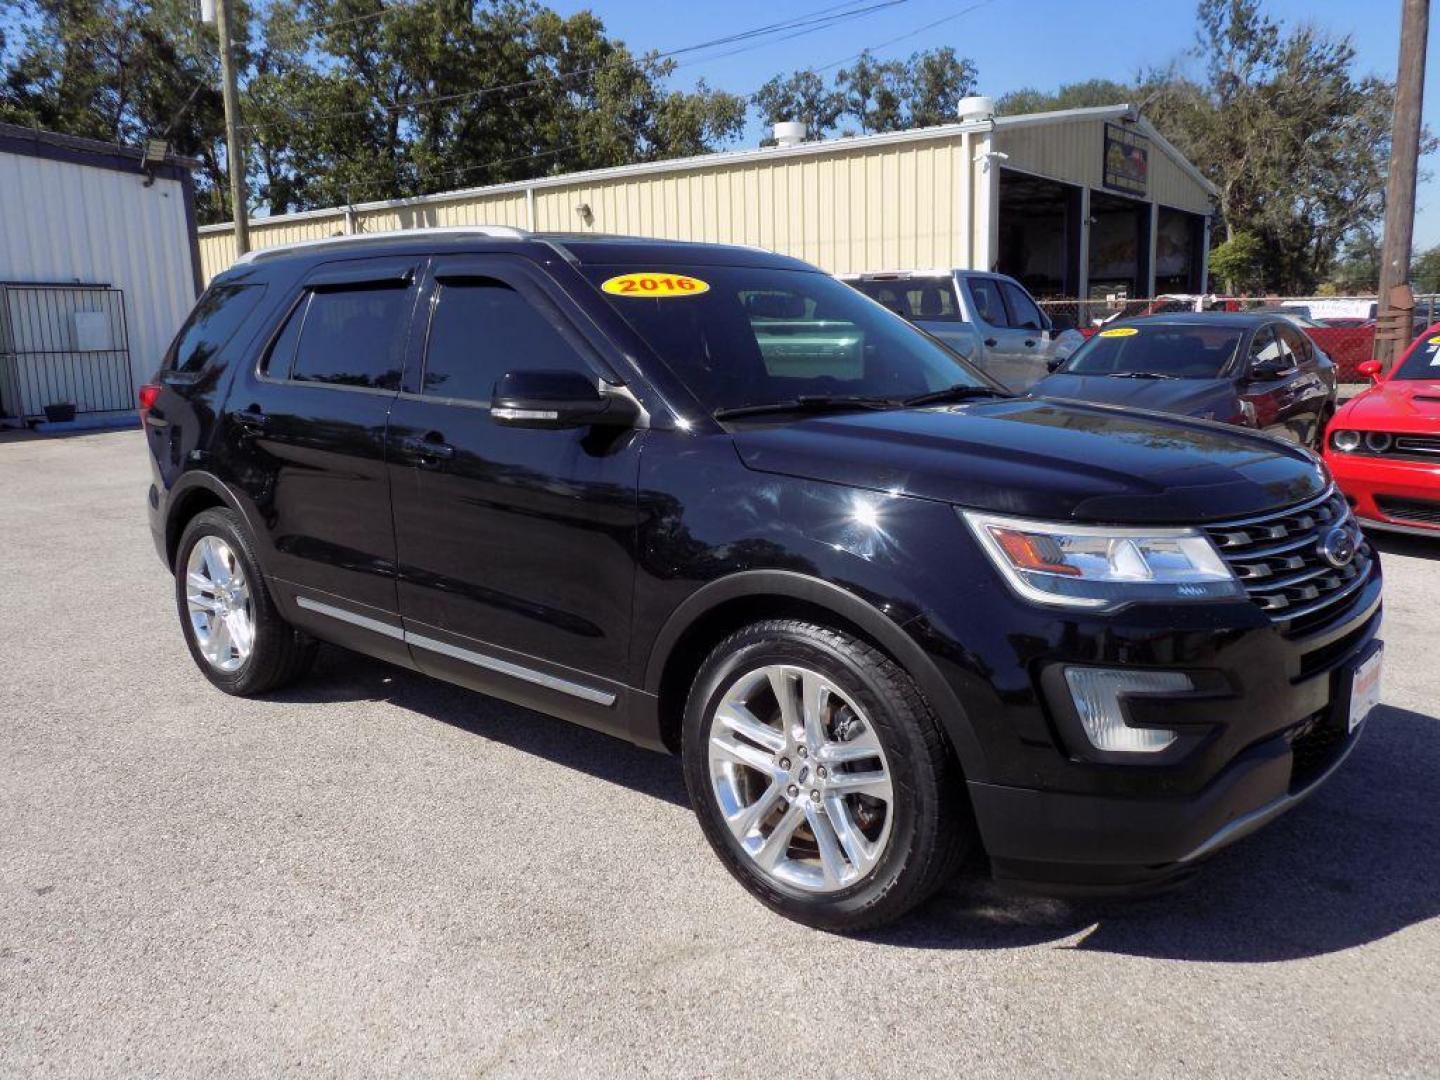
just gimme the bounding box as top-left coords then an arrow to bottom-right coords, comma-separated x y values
1031,313 -> 1338,448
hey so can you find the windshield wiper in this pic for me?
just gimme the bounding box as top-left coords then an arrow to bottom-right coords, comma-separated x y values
1105,371 -> 1179,380
900,384 -> 1011,407
712,394 -> 894,420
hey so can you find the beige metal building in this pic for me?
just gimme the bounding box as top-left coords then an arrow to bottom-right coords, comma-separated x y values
198,103 -> 1216,301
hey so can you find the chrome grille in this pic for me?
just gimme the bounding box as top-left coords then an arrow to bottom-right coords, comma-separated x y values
1203,489 -> 1372,631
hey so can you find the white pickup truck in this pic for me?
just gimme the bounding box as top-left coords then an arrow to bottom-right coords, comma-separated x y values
841,269 -> 1084,390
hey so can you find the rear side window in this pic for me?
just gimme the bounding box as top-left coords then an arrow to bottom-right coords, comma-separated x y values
965,278 -> 1009,327
1277,324 -> 1312,364
422,280 -> 590,402
291,286 -> 409,390
166,283 -> 267,372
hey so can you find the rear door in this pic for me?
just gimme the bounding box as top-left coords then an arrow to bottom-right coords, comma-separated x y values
385,254 -> 644,730
224,256 -> 419,653
1237,325 -> 1290,439
1274,322 -> 1331,444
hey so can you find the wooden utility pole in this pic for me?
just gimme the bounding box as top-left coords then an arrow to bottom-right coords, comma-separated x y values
213,0 -> 250,256
1376,0 -> 1429,368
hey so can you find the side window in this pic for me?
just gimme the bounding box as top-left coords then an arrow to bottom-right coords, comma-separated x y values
999,281 -> 1045,331
965,278 -> 1009,327
166,282 -> 267,372
260,294 -> 309,377
422,279 -> 591,402
292,286 -> 410,390
1277,324 -> 1311,365
1249,327 -> 1283,369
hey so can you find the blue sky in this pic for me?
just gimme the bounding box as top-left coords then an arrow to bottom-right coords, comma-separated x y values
552,0 -> 1440,249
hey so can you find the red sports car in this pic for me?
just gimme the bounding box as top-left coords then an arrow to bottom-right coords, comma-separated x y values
1325,323 -> 1440,536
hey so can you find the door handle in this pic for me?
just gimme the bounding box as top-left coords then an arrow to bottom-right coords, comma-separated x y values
1024,339 -> 1036,347
984,338 -> 998,347
401,434 -> 455,464
234,408 -> 267,432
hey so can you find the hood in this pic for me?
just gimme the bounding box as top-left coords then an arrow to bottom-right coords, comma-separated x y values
1029,374 -> 1237,420
731,398 -> 1325,524
1337,380 -> 1440,432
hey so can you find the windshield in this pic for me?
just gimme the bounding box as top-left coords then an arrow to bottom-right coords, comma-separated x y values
1395,331 -> 1440,380
584,265 -> 987,413
1060,323 -> 1246,379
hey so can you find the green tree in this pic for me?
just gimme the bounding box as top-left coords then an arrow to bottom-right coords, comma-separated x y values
1413,244 -> 1440,295
836,51 -> 909,134
995,78 -> 1136,115
1208,230 -> 1264,293
751,70 -> 844,139
1145,0 -> 1410,292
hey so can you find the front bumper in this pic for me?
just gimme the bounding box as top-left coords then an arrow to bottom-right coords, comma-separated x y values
947,574 -> 1384,895
1329,451 -> 1440,536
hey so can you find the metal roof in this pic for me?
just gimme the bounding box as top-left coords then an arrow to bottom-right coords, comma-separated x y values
198,103 -> 1216,236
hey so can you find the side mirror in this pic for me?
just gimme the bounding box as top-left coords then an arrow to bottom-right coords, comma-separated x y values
490,370 -> 636,429
1357,359 -> 1383,382
1046,357 -> 1065,374
1048,313 -> 1077,332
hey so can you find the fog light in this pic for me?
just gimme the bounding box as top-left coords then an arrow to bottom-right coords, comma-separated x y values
1063,668 -> 1193,753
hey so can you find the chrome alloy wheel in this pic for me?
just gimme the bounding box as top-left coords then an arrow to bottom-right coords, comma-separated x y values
185,536 -> 254,673
707,664 -> 894,893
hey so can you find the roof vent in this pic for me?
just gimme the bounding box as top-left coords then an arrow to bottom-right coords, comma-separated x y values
957,95 -> 995,123
773,121 -> 807,148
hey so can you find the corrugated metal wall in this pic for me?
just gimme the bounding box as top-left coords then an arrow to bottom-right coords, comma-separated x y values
197,131 -> 974,283
0,151 -> 196,404
196,114 -> 1215,285
995,118 -> 1212,215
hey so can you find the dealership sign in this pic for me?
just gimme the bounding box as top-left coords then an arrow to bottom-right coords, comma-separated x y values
1103,123 -> 1149,197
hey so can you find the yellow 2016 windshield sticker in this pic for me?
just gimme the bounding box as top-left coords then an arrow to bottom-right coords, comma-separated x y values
1099,327 -> 1139,338
1427,335 -> 1440,344
601,272 -> 710,297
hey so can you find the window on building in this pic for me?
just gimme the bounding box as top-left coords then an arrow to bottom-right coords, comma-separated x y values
291,286 -> 410,389
422,280 -> 589,402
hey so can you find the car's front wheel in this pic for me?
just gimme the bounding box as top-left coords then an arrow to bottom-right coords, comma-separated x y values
174,508 -> 316,696
682,619 -> 971,931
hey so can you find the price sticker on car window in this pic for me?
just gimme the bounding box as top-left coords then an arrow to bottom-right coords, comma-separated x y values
601,272 -> 710,298
1099,327 -> 1139,338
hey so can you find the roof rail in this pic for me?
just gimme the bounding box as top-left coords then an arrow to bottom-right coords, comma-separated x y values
233,225 -> 530,265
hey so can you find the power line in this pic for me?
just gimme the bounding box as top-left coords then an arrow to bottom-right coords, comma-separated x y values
241,0 -> 909,130
813,0 -> 999,73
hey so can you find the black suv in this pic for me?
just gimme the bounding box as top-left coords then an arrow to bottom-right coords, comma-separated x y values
143,229 -> 1383,930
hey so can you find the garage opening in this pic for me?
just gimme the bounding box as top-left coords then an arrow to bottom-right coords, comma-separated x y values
1155,206 -> 1208,294
997,169 -> 1082,300
1087,190 -> 1149,303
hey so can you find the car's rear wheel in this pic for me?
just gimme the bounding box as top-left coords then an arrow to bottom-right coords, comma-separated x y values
682,619 -> 971,931
175,508 -> 316,695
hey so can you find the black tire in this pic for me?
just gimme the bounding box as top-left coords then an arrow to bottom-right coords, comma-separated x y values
682,619 -> 971,932
174,508 -> 317,696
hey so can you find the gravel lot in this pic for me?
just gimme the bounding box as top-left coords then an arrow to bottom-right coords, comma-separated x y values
2,428 -> 1438,1078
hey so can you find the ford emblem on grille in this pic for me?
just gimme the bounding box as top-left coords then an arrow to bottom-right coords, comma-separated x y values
1318,526 -> 1357,568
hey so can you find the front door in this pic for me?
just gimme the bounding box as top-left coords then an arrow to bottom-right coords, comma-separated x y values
962,275 -> 1042,389
386,255 -> 644,728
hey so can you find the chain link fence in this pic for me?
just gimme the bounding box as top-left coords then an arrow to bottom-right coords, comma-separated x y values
1036,295 -> 1440,382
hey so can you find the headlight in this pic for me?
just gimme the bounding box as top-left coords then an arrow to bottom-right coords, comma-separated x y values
1331,429 -> 1361,452
961,510 -> 1244,609
1364,431 -> 1392,453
